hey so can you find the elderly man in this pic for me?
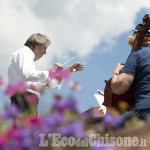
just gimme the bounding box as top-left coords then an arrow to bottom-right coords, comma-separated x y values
8,33 -> 84,115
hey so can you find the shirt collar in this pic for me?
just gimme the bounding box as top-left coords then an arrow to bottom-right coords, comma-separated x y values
24,46 -> 35,60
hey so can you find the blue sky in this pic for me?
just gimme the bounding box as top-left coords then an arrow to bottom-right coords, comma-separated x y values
0,0 -> 150,114
39,9 -> 150,114
41,31 -> 133,114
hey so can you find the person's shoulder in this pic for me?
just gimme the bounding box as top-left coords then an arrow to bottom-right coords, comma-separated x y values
138,44 -> 150,51
13,46 -> 31,55
11,46 -> 34,61
132,44 -> 149,53
138,44 -> 150,54
11,47 -> 28,60
131,44 -> 150,59
12,47 -> 24,53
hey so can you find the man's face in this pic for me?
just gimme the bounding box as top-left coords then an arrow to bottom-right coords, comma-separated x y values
34,45 -> 47,61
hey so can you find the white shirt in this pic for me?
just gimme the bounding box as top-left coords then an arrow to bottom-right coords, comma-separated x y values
8,46 -> 61,98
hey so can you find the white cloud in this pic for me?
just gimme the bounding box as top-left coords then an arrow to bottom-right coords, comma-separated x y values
0,0 -> 150,82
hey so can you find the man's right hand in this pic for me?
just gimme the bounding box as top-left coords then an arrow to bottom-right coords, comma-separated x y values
52,63 -> 63,71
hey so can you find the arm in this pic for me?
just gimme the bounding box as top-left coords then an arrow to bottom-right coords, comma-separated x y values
47,62 -> 84,89
48,62 -> 84,89
18,52 -> 49,83
50,62 -> 85,87
111,63 -> 135,95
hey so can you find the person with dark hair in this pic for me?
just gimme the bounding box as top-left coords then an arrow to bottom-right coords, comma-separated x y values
8,33 -> 84,115
111,14 -> 150,120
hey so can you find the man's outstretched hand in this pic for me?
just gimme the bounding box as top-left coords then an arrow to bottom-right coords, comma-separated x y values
67,62 -> 85,73
53,63 -> 63,71
50,62 -> 84,84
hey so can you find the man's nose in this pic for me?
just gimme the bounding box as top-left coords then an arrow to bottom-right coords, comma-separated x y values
43,50 -> 46,54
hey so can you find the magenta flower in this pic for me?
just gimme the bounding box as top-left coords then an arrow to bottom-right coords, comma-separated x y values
5,81 -> 26,97
0,135 -> 7,145
49,69 -> 56,79
60,69 -> 70,79
6,128 -> 20,138
49,69 -> 70,80
25,116 -> 43,126
26,94 -> 39,102
67,80 -> 84,92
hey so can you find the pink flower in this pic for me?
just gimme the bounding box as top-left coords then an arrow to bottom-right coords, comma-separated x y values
5,81 -> 26,96
61,69 -> 70,79
67,80 -> 84,92
49,69 -> 56,79
0,135 -> 7,145
26,94 -> 39,102
49,69 -> 70,80
25,116 -> 43,126
6,128 -> 20,138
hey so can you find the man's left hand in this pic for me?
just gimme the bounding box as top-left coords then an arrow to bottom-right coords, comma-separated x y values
67,62 -> 85,73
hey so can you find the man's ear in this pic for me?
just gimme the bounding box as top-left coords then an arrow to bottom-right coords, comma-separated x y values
30,44 -> 37,51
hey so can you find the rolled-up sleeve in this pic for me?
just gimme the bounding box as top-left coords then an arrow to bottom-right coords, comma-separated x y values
121,51 -> 138,76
